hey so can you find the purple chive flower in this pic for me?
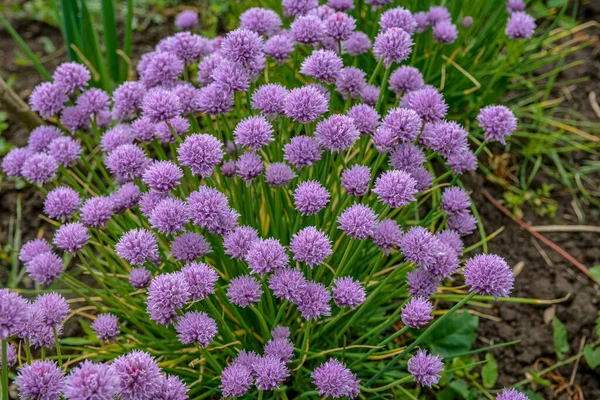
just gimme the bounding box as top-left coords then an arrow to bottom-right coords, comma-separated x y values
92,313 -> 119,342
283,136 -> 322,171
221,29 -> 264,68
365,0 -> 393,7
220,363 -> 253,398
347,104 -> 379,135
175,311 -> 217,347
236,152 -> 264,182
186,186 -> 232,231
382,107 -> 422,143
44,187 -> 80,219
291,227 -> 332,267
221,161 -> 237,178
427,6 -> 451,25
338,69 -> 368,102
154,116 -> 189,143
373,27 -> 413,67
380,7 -> 416,33
373,170 -> 418,208
101,124 -> 135,153
175,9 -> 198,29
269,268 -> 307,302
171,83 -> 201,115
264,34 -> 295,65
399,227 -> 438,269
308,83 -> 332,102
311,358 -> 360,399
154,374 -> 188,400
197,54 -> 224,86
442,187 -> 471,215
294,180 -> 330,215
301,50 -> 343,84
265,162 -> 296,187
327,0 -> 353,11
373,219 -> 403,254
2,147 -> 33,177
356,85 -> 378,106
77,88 -> 110,118
171,232 -> 212,262
477,105 -> 517,144
291,15 -> 325,45
19,238 -> 52,265
414,11 -> 430,33
142,161 -> 183,192
130,267 -> 152,289
164,32 -> 211,64
48,137 -> 82,167
147,272 -> 190,325
325,12 -> 356,41
272,325 -> 291,341
264,338 -> 294,364
223,226 -> 259,260
372,126 -> 398,153
283,0 -> 318,17
0,343 -> 16,369
21,153 -> 58,184
53,62 -> 90,95
390,143 -> 425,170
342,31 -> 371,56
54,222 -> 89,253
105,144 -> 150,183
297,281 -> 331,319
227,275 -> 262,308
28,126 -> 62,152
462,16 -> 474,28
0,289 -> 28,339
140,51 -> 184,87
254,355 -> 290,390
113,350 -> 162,400
408,350 -> 444,387
211,60 -> 250,94
149,198 -> 189,235
131,117 -> 157,142
497,388 -> 529,400
507,0 -> 526,13
341,165 -> 371,196
408,166 -> 433,192
29,82 -> 67,119
406,268 -> 439,298
109,183 -> 141,214
389,66 -> 424,94
198,84 -> 234,116
181,262 -> 218,300
447,147 -> 477,174
506,12 -> 536,39
246,238 -> 289,275
65,361 -> 120,400
15,360 -> 65,400
251,84 -> 288,118
142,88 -> 183,122
35,292 -> 69,328
436,230 -> 464,255
402,297 -> 434,328
116,229 -> 159,265
316,114 -> 360,153
18,304 -> 56,349
113,81 -> 146,121
240,8 -> 282,36
139,191 -> 172,218
177,133 -> 224,178
401,88 -> 448,123
234,115 -> 274,151
308,4 -> 335,20
332,277 -> 366,309
448,212 -> 477,236
26,252 -> 64,285
464,254 -> 514,298
433,20 -> 458,44
284,86 -> 329,124
338,204 -> 377,240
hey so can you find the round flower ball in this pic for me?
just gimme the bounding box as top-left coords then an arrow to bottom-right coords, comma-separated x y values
311,358 -> 360,398
408,349 -> 444,387
44,187 -> 81,220
291,226 -> 332,268
464,254 -> 514,299
92,313 -> 120,342
54,222 -> 89,253
294,180 -> 330,215
401,297 -> 434,328
15,360 -> 65,400
373,170 -> 418,208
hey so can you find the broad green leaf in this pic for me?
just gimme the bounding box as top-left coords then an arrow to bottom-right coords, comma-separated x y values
450,380 -> 469,398
589,266 -> 600,282
529,368 -> 551,387
525,390 -> 544,400
424,311 -> 479,357
481,354 -> 498,388
61,337 -> 95,345
552,317 -> 569,360
583,344 -> 600,369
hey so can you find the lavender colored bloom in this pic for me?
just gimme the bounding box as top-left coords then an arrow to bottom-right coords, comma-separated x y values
2,147 -> 33,177
382,107 -> 422,143
338,204 -> 377,240
181,262 -> 218,301
464,254 -> 514,298
0,289 -> 28,339
175,311 -> 217,347
254,355 -> 290,390
34,292 -> 69,328
269,268 -> 308,302
154,116 -> 189,143
53,62 -> 90,95
373,170 -> 418,208
507,0 -> 526,13
227,275 -> 262,307
272,325 -> 291,340
105,144 -> 150,183
506,12 -> 536,39
325,12 -> 356,41
402,297 -> 433,328
140,51 -> 184,87
265,162 -> 296,187
264,338 -> 294,364
18,304 -> 58,349
264,34 -> 295,65
294,180 -> 330,215
477,105 -> 517,144
149,198 -> 189,235
220,363 -> 253,398
26,252 -> 64,285
497,388 -> 529,400
130,268 -> 152,289
408,350 -> 444,387
407,166 -> 432,192
283,135 -> 322,170
462,16 -> 474,28
246,238 -> 289,275
112,81 -> 145,121
447,147 -> 478,174
442,187 -> 471,216
147,272 -> 190,325
372,126 -> 398,153
221,161 -> 237,178
436,230 -> 464,255
15,360 -> 65,400
29,82 -> 67,119
390,143 -> 425,170
251,84 -> 288,118
116,228 -> 159,265
291,227 -> 332,267
77,88 -> 110,117
54,222 -> 89,253
131,117 -> 156,142
198,84 -> 234,115
109,183 -> 141,214
406,268 -> 439,298
64,361 -> 120,400
92,313 -> 119,342
342,31 -> 371,56
234,116 -> 274,151
341,165 -> 371,196
139,191 -> 171,218
221,29 -> 264,68
0,343 -> 16,369
283,0 -> 318,17
142,161 -> 183,192
142,88 -> 183,122
186,186 -> 232,232
44,187 -> 80,219
373,27 -> 413,67
153,375 -> 188,400
171,83 -> 201,115
223,226 -> 259,260
113,350 -> 162,400
347,104 -> 379,136
336,68 -> 367,100
240,8 -> 282,36
390,66 -> 424,94
301,50 -> 343,84
380,7 -> 416,34
211,60 -> 250,94
332,277 -> 366,309
372,219 -> 403,253
291,15 -> 325,45
171,232 -> 212,262
448,212 -> 477,236
311,358 -> 360,399
21,153 -> 58,184
165,32 -> 211,64
197,54 -> 224,86
175,10 -> 198,29
414,12 -> 430,33
365,0 -> 393,7
101,124 -> 135,152
315,114 -> 360,153
177,133 -> 224,178
28,126 -> 62,152
401,88 -> 448,123
430,242 -> 459,278
427,6 -> 451,25
284,86 -> 329,123
19,238 -> 52,265
399,227 -> 438,269
433,20 -> 458,44
236,152 -> 264,182
327,0 -> 353,11
296,281 -> 331,320
48,137 -> 81,167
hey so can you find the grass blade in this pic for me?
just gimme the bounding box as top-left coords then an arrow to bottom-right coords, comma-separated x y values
101,0 -> 120,82
120,0 -> 134,81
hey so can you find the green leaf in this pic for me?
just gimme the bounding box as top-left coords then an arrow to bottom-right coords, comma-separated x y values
424,311 -> 479,357
529,368 -> 552,387
583,345 -> 600,369
61,337 -> 95,345
552,317 -> 569,360
481,354 -> 498,388
589,266 -> 600,282
524,391 -> 544,400
449,380 -> 469,398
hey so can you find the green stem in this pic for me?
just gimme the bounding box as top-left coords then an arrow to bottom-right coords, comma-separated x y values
2,341 -> 8,400
53,328 -> 63,368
